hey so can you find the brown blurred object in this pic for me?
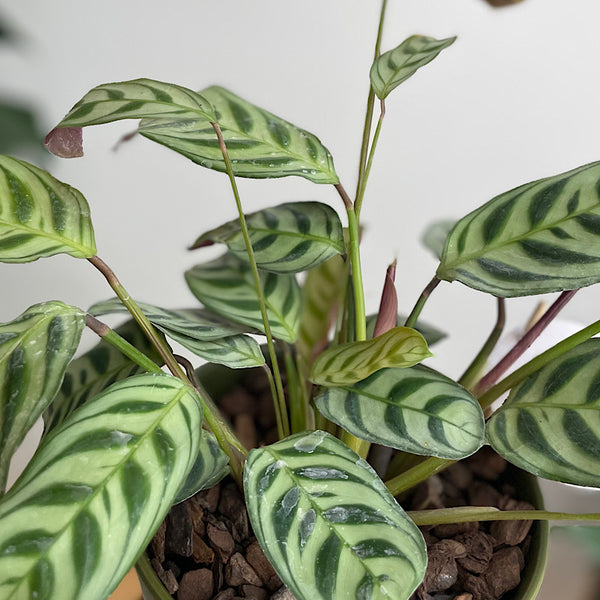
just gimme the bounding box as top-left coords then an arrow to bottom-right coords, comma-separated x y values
108,568 -> 142,600
484,0 -> 524,6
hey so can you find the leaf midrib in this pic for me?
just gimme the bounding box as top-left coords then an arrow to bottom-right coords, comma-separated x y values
6,381 -> 196,598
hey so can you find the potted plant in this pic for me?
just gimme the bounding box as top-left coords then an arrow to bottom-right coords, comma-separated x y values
1,1 -> 599,599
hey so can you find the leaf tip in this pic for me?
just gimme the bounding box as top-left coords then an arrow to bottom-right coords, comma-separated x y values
44,127 -> 83,158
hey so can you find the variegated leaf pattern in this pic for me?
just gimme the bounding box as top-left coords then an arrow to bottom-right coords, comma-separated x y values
315,366 -> 485,459
89,298 -> 264,368
139,86 -> 339,184
173,430 -> 229,504
0,302 -> 85,490
185,253 -> 301,343
365,313 -> 446,345
309,326 -> 431,386
370,35 -> 456,99
244,430 -> 427,600
487,339 -> 600,487
437,161 -> 600,296
0,155 -> 96,262
52,78 -> 215,131
191,202 -> 344,273
0,374 -> 202,600
42,319 -> 161,436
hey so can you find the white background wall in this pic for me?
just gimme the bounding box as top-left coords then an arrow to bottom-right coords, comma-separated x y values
2,0 -> 600,377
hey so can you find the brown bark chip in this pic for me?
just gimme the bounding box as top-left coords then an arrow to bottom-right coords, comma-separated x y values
187,496 -> 206,537
150,558 -> 179,594
431,520 -> 478,538
197,484 -> 221,513
468,481 -> 502,508
246,540 -> 283,591
150,520 -> 166,563
485,547 -> 524,598
178,568 -> 214,600
270,586 -> 297,600
219,482 -> 250,542
207,522 -> 235,563
165,502 -> 193,557
191,531 -> 215,564
455,531 -> 495,574
242,584 -> 269,600
213,591 -> 235,600
422,539 -> 466,593
225,552 -> 263,587
466,448 -> 507,481
490,499 -> 534,546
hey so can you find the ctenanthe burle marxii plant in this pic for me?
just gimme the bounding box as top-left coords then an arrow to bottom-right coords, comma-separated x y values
1,1 -> 600,599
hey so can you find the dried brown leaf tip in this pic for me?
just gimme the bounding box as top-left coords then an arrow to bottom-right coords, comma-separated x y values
373,259 -> 398,338
44,127 -> 83,158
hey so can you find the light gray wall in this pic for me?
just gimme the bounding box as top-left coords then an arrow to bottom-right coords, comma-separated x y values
2,0 -> 600,380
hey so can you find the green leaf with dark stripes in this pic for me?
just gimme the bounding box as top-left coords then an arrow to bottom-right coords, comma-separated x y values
185,253 -> 301,343
89,298 -> 264,368
51,78 -> 215,132
421,219 -> 455,260
487,339 -> 600,487
315,366 -> 484,459
139,86 -> 339,184
0,302 -> 85,490
437,161 -> 600,296
244,430 -> 427,600
365,313 -> 446,345
0,155 -> 96,262
42,320 -> 162,437
370,35 -> 456,99
0,373 -> 202,600
309,326 -> 431,386
173,430 -> 229,505
191,202 -> 344,273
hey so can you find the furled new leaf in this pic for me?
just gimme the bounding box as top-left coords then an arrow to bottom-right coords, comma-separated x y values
139,86 -> 339,183
173,430 -> 229,505
310,326 -> 431,386
0,155 -> 96,262
370,35 -> 456,99
245,431 -> 426,600
365,314 -> 446,345
315,366 -> 485,459
0,302 -> 84,490
89,298 -> 264,368
42,319 -> 162,436
487,339 -> 600,487
437,161 -> 600,296
0,374 -> 202,600
191,202 -> 344,273
185,253 -> 301,343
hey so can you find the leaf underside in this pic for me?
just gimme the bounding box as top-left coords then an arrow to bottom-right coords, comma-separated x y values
438,161 -> 600,296
244,431 -> 427,600
0,374 -> 202,600
315,365 -> 485,459
0,155 -> 96,262
487,338 -> 600,487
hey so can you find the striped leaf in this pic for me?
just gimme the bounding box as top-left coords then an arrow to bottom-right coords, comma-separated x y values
0,155 -> 96,262
191,202 -> 344,273
437,161 -> 600,296
139,86 -> 339,184
173,430 -> 229,505
51,78 -> 215,132
244,430 -> 427,600
365,314 -> 446,345
315,366 -> 485,459
0,373 -> 202,600
370,35 -> 456,100
309,326 -> 432,386
185,253 -> 301,343
0,302 -> 85,490
487,339 -> 600,487
89,299 -> 264,368
42,320 -> 161,436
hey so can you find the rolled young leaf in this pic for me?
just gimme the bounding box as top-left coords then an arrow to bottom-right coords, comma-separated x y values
0,155 -> 96,262
315,365 -> 485,459
42,319 -> 162,436
437,161 -> 600,296
185,253 -> 301,343
191,201 -> 345,273
309,326 -> 431,386
487,338 -> 600,487
89,299 -> 265,369
244,430 -> 427,600
370,35 -> 456,100
139,86 -> 339,183
0,302 -> 85,490
0,373 -> 203,600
